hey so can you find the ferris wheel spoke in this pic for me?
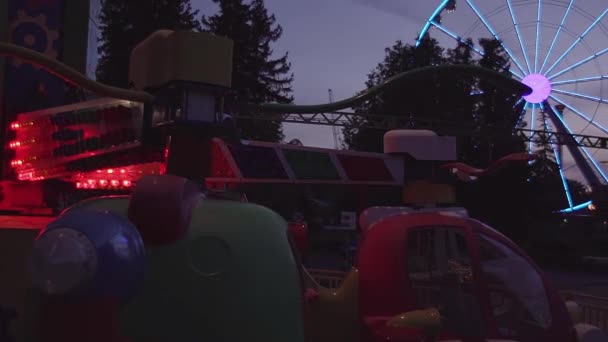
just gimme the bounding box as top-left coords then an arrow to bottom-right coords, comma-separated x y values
515,101 -> 529,129
465,0 -> 529,76
548,100 -> 608,183
544,7 -> 608,76
548,47 -> 608,80
552,88 -> 608,105
549,94 -> 608,135
539,0 -> 575,74
430,21 -> 523,79
431,21 -> 485,56
552,75 -> 608,86
540,104 -> 574,208
416,0 -> 451,47
534,0 -> 542,73
529,103 -> 537,153
506,0 -> 533,74
559,201 -> 593,213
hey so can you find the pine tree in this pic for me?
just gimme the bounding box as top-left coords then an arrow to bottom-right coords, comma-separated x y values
96,0 -> 201,88
343,37 -> 486,153
343,38 -> 450,152
444,39 -> 477,161
203,0 -> 294,142
473,38 -> 525,165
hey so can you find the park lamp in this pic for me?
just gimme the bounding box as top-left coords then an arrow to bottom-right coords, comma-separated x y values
128,30 -> 238,180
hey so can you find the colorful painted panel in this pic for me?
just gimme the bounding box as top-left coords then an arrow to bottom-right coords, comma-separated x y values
4,0 -> 66,177
210,141 -> 236,178
228,144 -> 288,179
5,0 -> 66,111
282,149 -> 340,180
337,154 -> 394,182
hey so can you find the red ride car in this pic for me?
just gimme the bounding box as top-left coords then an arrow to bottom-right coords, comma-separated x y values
357,209 -> 577,342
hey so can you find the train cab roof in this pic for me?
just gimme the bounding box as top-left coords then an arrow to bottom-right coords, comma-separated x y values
359,206 -> 469,233
356,206 -> 573,342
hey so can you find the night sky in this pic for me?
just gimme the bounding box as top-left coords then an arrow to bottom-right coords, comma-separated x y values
191,0 -> 608,184
192,0 -> 434,148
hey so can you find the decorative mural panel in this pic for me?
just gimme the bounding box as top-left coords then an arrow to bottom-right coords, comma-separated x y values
228,144 -> 288,179
3,0 -> 66,177
282,149 -> 340,181
337,154 -> 394,182
4,0 -> 66,114
210,141 -> 236,178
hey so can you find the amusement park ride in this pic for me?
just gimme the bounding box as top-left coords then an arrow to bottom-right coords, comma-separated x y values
0,26 -> 605,342
1,0 -> 608,340
416,0 -> 608,214
0,2 -> 607,218
0,0 -> 607,216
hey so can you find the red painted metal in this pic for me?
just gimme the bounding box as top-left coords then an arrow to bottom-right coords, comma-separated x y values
357,212 -> 575,342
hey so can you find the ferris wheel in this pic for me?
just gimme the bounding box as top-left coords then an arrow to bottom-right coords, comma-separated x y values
417,0 -> 608,213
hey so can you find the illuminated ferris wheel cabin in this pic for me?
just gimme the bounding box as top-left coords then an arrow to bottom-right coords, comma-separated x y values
522,74 -> 551,104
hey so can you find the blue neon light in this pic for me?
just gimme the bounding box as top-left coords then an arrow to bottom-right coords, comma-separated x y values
540,0 -> 574,74
507,0 -> 532,74
529,104 -> 536,153
560,201 -> 592,213
515,102 -> 529,128
465,0 -> 529,76
430,21 -> 523,79
430,21 -> 485,55
514,98 -> 524,108
552,89 -> 608,106
534,0 -> 542,73
552,75 -> 607,86
545,8 -> 608,76
549,47 -> 608,80
416,0 -> 450,47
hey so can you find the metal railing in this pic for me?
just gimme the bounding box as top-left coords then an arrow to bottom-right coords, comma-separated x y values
306,269 -> 608,332
562,291 -> 608,332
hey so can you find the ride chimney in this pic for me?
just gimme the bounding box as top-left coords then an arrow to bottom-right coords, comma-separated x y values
128,30 -> 238,181
383,130 -> 457,206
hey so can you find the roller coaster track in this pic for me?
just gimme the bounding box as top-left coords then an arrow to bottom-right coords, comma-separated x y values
237,110 -> 608,150
3,42 -> 607,149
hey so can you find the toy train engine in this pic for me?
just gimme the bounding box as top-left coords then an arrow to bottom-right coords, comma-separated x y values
303,130 -> 577,342
17,30 -> 307,342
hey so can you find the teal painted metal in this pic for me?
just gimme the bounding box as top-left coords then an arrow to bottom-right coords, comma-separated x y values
282,149 -> 341,180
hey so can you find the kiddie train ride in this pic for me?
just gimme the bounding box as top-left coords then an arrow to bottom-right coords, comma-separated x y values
0,29 -> 600,342
299,132 -> 584,342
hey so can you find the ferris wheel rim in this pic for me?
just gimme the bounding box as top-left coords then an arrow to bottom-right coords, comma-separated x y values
417,0 -> 608,213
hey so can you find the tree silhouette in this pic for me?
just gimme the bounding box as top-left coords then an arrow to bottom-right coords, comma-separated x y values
96,0 -> 201,88
203,0 -> 294,142
343,38 -> 448,152
343,36 -> 524,159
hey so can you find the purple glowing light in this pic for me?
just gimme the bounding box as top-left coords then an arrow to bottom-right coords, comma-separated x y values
522,73 -> 552,104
